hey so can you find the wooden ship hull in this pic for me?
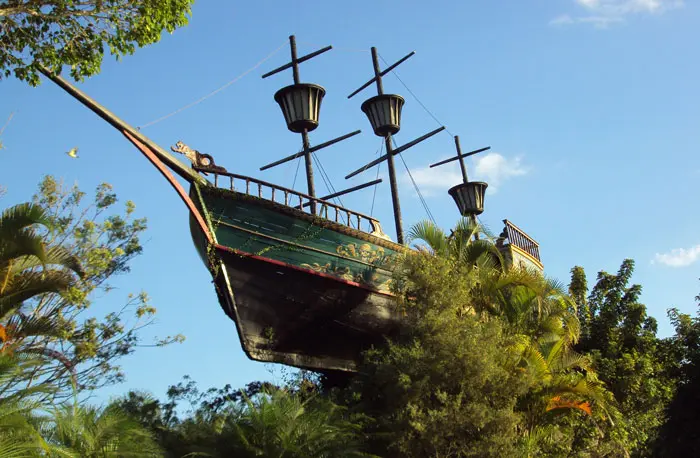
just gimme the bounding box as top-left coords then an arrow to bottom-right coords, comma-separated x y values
188,176 -> 405,372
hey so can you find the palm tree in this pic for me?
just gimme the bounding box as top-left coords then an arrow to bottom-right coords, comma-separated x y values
406,218 -> 618,453
0,352 -> 54,457
231,389 -> 372,458
0,202 -> 84,383
0,202 -> 83,318
40,401 -> 163,457
407,218 -> 504,270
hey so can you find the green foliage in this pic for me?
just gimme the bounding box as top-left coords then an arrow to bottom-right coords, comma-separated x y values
114,376 -> 371,458
0,201 -> 83,319
653,287 -> 700,456
407,217 -> 503,270
4,190 -> 697,456
233,389 -> 371,458
0,353 -> 53,457
0,352 -> 162,457
0,0 -> 194,85
40,401 -> 163,457
570,260 -> 675,456
0,176 -> 183,402
345,252 -> 530,457
336,220 -> 628,457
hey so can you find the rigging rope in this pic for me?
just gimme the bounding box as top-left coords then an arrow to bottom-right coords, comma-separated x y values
392,137 -> 437,225
312,154 -> 343,207
311,153 -> 348,225
373,52 -> 457,225
370,138 -> 383,217
378,54 -> 455,138
291,155 -> 302,189
138,40 -> 288,129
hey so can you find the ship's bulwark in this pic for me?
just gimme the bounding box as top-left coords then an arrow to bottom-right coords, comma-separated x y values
189,183 -> 405,372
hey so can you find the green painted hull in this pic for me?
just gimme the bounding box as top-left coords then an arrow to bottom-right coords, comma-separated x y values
189,183 -> 405,372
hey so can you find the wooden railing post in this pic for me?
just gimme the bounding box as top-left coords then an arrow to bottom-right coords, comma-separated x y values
202,170 -> 388,238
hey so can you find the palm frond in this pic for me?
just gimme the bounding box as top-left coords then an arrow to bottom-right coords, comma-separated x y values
0,270 -> 75,320
10,246 -> 84,279
42,401 -> 163,457
408,220 -> 448,255
0,229 -> 48,270
5,310 -> 66,341
458,240 -> 501,268
0,440 -> 42,458
0,203 -> 50,240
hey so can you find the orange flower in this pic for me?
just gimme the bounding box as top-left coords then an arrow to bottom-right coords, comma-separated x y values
546,395 -> 592,416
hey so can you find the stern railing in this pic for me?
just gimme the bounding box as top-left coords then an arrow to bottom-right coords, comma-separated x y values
501,219 -> 541,261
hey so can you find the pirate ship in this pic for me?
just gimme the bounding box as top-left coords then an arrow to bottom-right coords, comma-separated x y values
40,35 -> 543,373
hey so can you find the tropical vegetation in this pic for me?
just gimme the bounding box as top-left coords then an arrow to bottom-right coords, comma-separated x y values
1,177 -> 699,457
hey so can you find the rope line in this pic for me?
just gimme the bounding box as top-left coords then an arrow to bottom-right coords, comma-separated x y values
291,155 -> 302,189
0,112 -> 15,137
138,41 -> 287,129
392,136 -> 436,224
311,153 -> 348,225
313,153 -> 345,209
401,151 -> 436,224
378,53 -> 455,138
370,138 -> 383,217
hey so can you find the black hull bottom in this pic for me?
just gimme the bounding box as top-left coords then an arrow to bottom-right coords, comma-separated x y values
211,246 -> 403,372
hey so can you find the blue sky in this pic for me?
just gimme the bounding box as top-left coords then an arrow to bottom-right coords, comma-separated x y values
1,0 -> 699,404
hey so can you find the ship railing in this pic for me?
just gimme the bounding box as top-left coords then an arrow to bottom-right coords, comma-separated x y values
501,219 -> 541,261
203,169 -> 390,239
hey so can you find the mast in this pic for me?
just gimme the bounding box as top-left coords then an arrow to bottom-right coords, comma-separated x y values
261,35 -> 379,216
38,67 -> 206,186
429,136 -> 489,238
346,47 -> 444,244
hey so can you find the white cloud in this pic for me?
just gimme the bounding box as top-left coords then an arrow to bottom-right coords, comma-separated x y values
551,0 -> 683,28
575,0 -> 682,14
473,153 -> 529,189
400,164 -> 463,197
578,15 -> 626,28
652,244 -> 700,267
400,152 -> 529,197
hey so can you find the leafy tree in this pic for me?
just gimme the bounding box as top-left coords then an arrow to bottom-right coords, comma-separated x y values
653,286 -> 700,456
487,264 -> 622,456
115,379 -> 250,457
338,220 -> 624,457
0,0 -> 194,85
569,260 -> 674,456
342,251 -> 530,457
1,176 -> 183,402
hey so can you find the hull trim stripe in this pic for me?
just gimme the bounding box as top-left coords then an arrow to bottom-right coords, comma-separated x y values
214,244 -> 396,298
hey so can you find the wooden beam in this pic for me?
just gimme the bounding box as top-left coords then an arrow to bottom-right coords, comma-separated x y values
347,51 -> 416,99
260,130 -> 361,171
38,66 -> 207,186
